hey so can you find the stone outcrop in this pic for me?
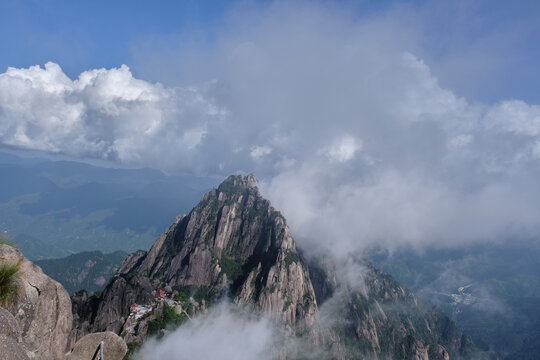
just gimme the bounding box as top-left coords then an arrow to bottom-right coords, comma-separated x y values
65,331 -> 127,360
0,244 -> 72,359
0,307 -> 30,360
71,174 -> 488,359
74,175 -> 317,341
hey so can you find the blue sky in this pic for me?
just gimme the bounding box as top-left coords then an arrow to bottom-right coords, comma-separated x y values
0,0 -> 233,76
2,0 -> 540,103
3,1 -> 540,249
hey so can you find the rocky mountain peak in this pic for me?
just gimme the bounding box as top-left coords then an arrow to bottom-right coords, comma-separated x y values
71,174 -> 488,360
74,174 -> 317,340
205,173 -> 260,204
220,173 -> 258,189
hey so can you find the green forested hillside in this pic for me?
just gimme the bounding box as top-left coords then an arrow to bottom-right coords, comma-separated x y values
0,151 -> 217,259
35,250 -> 127,295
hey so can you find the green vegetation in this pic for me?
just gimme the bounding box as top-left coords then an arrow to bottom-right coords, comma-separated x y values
146,303 -> 188,336
173,285 -> 217,306
282,298 -> 292,312
0,262 -> 20,306
193,286 -> 216,304
246,200 -> 269,222
173,285 -> 193,302
300,293 -> 314,312
219,255 -> 244,281
284,250 -> 300,267
123,341 -> 141,360
0,153 -> 215,260
217,175 -> 245,195
0,234 -> 16,247
36,250 -> 128,295
250,271 -> 258,289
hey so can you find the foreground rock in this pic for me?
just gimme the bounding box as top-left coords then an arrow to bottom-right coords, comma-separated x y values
0,307 -> 29,360
65,331 -> 127,360
0,244 -> 73,359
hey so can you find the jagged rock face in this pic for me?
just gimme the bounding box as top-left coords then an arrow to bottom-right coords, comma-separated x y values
75,175 -> 317,338
72,174 -> 486,359
0,244 -> 72,360
308,259 -> 478,359
137,174 -> 317,327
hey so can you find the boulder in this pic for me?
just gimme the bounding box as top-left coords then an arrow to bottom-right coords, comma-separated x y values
65,331 -> 127,360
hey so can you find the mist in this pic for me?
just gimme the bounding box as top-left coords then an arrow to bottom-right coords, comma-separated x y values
1,1 -> 540,256
134,303 -> 274,360
133,301 -> 323,360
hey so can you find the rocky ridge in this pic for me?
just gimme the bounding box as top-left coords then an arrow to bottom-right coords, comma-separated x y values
71,174 -> 489,359
307,258 -> 485,359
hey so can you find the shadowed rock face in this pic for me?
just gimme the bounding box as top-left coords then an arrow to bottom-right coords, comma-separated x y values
71,175 -> 488,359
0,244 -> 72,360
75,175 -> 317,336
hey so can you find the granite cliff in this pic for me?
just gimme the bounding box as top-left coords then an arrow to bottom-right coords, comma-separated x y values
71,174 -> 489,359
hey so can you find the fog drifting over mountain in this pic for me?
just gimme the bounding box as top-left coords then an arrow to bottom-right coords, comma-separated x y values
135,303 -> 277,360
2,2 -> 540,255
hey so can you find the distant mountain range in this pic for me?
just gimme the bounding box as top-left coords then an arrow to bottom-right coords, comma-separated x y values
0,151 -> 218,260
35,250 -> 127,295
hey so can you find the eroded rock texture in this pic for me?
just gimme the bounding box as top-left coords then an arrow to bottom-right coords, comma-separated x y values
65,331 -> 127,360
0,244 -> 72,359
71,175 -> 489,359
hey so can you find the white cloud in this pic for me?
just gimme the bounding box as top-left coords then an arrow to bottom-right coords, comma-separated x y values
0,62 -> 223,170
322,135 -> 361,163
135,303 -> 276,360
250,145 -> 272,160
448,134 -> 473,149
133,302 -> 324,360
2,2 -> 540,253
484,100 -> 540,136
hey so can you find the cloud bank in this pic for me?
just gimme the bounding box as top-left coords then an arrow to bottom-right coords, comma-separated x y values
133,302 -> 322,360
2,3 -> 540,253
0,62 -> 224,171
134,303 -> 275,360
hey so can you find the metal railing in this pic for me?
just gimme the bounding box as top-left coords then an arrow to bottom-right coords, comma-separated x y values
91,341 -> 105,360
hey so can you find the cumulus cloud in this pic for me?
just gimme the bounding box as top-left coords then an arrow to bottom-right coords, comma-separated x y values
0,61 -> 223,170
2,2 -> 540,253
